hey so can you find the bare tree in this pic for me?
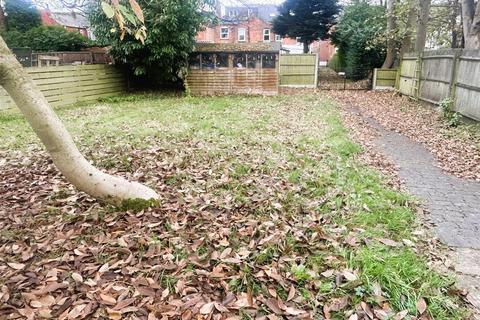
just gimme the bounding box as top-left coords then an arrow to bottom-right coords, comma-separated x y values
461,0 -> 480,48
382,0 -> 397,68
0,36 -> 158,204
415,0 -> 432,51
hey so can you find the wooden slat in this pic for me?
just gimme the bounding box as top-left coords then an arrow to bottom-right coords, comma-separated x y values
0,65 -> 125,110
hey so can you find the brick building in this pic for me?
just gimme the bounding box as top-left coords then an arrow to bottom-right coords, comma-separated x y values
40,9 -> 93,39
196,3 -> 337,63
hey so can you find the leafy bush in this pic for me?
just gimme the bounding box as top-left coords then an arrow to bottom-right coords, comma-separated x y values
88,0 -> 215,84
327,52 -> 346,72
4,0 -> 41,32
440,97 -> 461,127
331,2 -> 386,80
2,26 -> 89,51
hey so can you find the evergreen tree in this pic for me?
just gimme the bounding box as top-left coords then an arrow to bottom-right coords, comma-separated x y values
4,0 -> 41,32
272,0 -> 340,53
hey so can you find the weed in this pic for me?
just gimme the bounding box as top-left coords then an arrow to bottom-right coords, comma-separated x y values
440,97 -> 461,127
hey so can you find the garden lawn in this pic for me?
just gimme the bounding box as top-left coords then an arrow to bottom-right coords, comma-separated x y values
0,93 -> 467,319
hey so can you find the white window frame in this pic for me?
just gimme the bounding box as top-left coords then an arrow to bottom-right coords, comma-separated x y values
263,29 -> 271,42
275,34 -> 281,42
220,27 -> 229,39
238,28 -> 246,42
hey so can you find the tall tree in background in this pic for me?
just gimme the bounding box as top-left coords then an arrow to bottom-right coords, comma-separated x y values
272,0 -> 340,53
415,0 -> 432,51
381,0 -> 397,68
461,0 -> 480,48
331,1 -> 386,78
4,0 -> 41,32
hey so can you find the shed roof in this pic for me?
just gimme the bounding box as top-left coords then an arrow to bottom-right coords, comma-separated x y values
194,42 -> 281,53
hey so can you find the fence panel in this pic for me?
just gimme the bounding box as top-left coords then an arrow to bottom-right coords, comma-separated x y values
398,56 -> 418,96
373,68 -> 397,89
455,52 -> 480,120
279,54 -> 318,87
0,65 -> 125,111
398,49 -> 480,121
419,50 -> 457,104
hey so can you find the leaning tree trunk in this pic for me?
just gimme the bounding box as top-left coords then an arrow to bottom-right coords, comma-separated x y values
381,0 -> 397,68
415,0 -> 432,51
0,36 -> 159,205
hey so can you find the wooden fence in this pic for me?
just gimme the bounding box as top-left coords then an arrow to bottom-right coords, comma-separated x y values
372,68 -> 397,89
397,49 -> 480,121
279,54 -> 318,87
0,65 -> 125,111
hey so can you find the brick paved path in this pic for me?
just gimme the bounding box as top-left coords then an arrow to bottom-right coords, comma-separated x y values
348,105 -> 480,312
350,106 -> 480,249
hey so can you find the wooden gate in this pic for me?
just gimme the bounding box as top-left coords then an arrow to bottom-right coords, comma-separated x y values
279,54 -> 318,87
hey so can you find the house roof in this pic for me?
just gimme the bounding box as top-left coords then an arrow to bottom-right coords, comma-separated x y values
194,42 -> 281,53
41,10 -> 90,28
222,3 -> 279,23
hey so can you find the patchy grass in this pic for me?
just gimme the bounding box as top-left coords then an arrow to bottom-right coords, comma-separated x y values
0,93 -> 467,319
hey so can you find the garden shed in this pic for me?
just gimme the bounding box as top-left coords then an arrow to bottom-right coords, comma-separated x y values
186,42 -> 280,95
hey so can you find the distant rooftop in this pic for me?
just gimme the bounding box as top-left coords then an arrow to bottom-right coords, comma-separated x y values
194,42 -> 281,53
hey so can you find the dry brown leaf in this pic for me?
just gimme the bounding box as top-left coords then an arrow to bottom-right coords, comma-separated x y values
199,302 -> 215,314
417,297 -> 427,314
7,262 -> 25,270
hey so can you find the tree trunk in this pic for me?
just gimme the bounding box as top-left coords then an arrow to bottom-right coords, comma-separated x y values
303,41 -> 309,53
398,1 -> 417,61
415,0 -> 432,51
462,0 -> 480,49
0,36 -> 159,205
381,0 -> 397,68
451,0 -> 460,48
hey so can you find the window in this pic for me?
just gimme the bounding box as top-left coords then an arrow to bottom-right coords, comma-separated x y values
215,53 -> 229,68
262,54 -> 276,68
201,53 -> 215,70
220,27 -> 229,39
238,28 -> 246,42
275,34 -> 281,42
263,29 -> 271,42
229,10 -> 238,17
233,53 -> 246,68
247,53 -> 261,68
189,53 -> 201,69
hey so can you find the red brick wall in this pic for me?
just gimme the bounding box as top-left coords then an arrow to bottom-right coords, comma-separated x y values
310,40 -> 336,61
196,18 -> 285,44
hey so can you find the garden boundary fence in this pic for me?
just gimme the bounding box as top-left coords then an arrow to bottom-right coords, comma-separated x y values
397,49 -> 480,121
279,54 -> 318,87
0,65 -> 125,111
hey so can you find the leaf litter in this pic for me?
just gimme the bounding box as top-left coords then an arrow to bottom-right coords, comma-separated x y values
0,93 -> 467,319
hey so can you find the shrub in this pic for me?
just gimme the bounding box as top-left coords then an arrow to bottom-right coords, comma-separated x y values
440,97 -> 461,127
2,26 -> 89,51
331,2 -> 386,80
88,0 -> 216,84
327,52 -> 346,72
4,0 -> 41,32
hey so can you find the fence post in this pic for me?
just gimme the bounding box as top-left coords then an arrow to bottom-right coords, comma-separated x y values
448,50 -> 462,103
395,58 -> 402,90
414,52 -> 423,99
